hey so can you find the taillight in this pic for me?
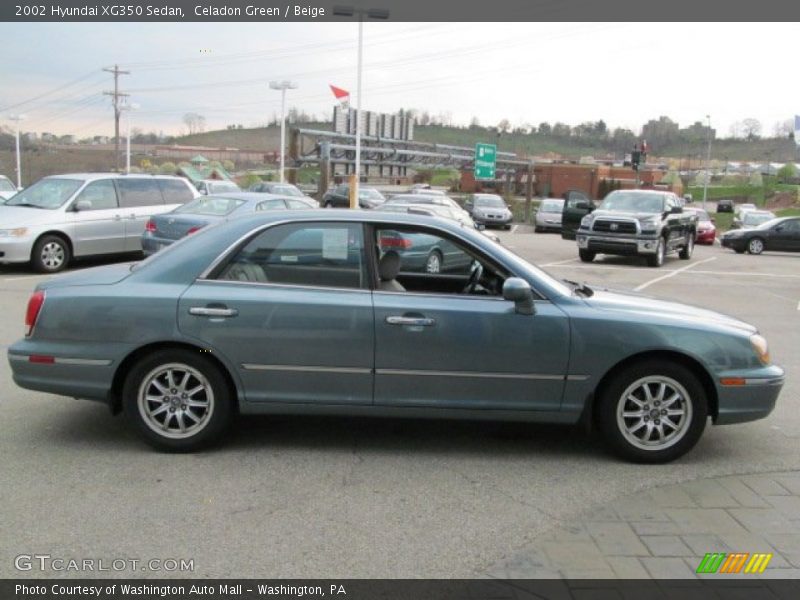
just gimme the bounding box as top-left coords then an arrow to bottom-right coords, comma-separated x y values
25,290 -> 45,336
380,236 -> 412,249
186,225 -> 204,235
145,219 -> 157,232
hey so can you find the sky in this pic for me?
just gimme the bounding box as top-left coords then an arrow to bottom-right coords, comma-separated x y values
0,22 -> 797,139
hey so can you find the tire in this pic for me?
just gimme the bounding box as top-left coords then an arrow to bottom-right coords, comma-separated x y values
597,360 -> 708,463
535,226 -> 543,233
425,250 -> 443,274
122,349 -> 233,452
324,200 -> 333,208
31,234 -> 71,273
578,249 -> 595,263
646,237 -> 666,267
678,233 -> 694,260
747,237 -> 764,255
504,224 -> 512,230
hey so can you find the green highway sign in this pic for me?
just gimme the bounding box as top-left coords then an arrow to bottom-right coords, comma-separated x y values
474,143 -> 497,180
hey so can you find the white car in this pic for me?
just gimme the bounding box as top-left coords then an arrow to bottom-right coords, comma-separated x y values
0,175 -> 18,201
735,203 -> 757,218
0,173 -> 198,272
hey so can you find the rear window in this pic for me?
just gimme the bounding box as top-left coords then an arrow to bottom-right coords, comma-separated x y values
208,181 -> 240,194
117,178 -> 165,208
175,196 -> 245,216
158,178 -> 195,205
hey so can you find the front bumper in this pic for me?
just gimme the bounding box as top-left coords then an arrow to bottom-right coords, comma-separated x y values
577,232 -> 659,255
721,236 -> 746,251
474,213 -> 513,226
0,236 -> 36,263
714,365 -> 784,424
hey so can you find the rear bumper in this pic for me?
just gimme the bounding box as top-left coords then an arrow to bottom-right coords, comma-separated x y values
714,365 -> 784,425
696,230 -> 716,244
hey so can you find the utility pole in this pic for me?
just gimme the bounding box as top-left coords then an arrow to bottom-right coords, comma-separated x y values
103,65 -> 130,171
8,114 -> 26,189
701,115 -> 712,212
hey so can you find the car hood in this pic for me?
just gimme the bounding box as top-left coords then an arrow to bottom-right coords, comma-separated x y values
584,289 -> 757,334
590,209 -> 662,221
0,205 -> 67,227
36,262 -> 134,291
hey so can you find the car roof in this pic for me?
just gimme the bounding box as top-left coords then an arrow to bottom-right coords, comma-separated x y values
201,192 -> 296,202
41,173 -> 191,183
609,189 -> 671,196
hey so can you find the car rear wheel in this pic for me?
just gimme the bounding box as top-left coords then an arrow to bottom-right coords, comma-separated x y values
678,233 -> 694,260
598,360 -> 708,463
646,237 -> 666,267
123,349 -> 233,451
747,237 -> 764,255
425,250 -> 443,274
578,249 -> 595,263
31,234 -> 71,273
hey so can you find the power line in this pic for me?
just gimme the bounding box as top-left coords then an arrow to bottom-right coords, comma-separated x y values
0,70 -> 103,113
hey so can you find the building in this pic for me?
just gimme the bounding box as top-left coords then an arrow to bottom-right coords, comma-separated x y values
174,155 -> 234,186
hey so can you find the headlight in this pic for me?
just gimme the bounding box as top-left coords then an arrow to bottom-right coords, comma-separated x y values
0,228 -> 28,237
580,215 -> 593,228
750,334 -> 770,365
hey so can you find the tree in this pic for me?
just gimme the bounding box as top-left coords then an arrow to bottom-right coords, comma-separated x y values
222,159 -> 235,172
773,119 -> 794,138
159,161 -> 177,175
741,118 -> 762,141
552,122 -> 571,137
537,122 -> 551,135
497,118 -> 511,133
469,117 -> 481,130
777,163 -> 797,182
182,113 -> 206,135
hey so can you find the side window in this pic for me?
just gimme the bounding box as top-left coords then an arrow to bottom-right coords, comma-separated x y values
335,185 -> 348,196
74,180 -> 118,210
216,223 -> 366,289
286,199 -> 309,209
256,199 -> 287,211
158,179 -> 195,205
117,178 -> 165,208
664,196 -> 674,212
779,219 -> 800,233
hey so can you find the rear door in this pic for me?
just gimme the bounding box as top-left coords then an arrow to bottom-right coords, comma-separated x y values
561,190 -> 593,239
68,178 -> 126,256
116,178 -> 167,251
158,178 -> 196,211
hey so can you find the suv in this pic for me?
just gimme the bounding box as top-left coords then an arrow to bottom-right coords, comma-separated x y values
717,199 -> 734,213
0,173 -> 197,272
576,190 -> 696,267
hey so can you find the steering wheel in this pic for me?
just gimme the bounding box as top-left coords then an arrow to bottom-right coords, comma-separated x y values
463,260 -> 484,294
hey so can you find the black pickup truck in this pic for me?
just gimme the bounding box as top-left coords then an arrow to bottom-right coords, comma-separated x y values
575,190 -> 697,267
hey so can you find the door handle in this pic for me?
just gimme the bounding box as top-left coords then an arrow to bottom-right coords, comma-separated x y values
127,214 -> 137,220
386,316 -> 435,327
189,306 -> 239,318
113,214 -> 122,221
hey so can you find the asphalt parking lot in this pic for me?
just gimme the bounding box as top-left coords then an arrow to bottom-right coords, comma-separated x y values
0,232 -> 798,578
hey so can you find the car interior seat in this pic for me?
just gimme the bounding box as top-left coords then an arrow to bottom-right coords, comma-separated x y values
378,251 -> 405,292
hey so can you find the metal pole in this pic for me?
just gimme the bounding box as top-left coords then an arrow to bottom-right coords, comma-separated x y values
14,118 -> 22,189
352,14 -> 363,209
279,87 -> 286,183
126,111 -> 131,174
702,115 -> 711,212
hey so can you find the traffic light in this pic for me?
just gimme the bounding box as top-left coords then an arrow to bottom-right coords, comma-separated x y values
631,149 -> 641,171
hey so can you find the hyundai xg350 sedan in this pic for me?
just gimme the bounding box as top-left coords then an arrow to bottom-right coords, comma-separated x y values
8,211 -> 783,462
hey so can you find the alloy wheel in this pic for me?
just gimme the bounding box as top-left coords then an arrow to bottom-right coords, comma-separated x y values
616,375 -> 692,451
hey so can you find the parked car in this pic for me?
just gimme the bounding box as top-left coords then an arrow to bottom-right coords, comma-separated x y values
385,194 -> 472,225
0,174 -> 18,201
735,203 -> 757,218
534,198 -> 565,233
560,190 -> 595,239
0,173 -> 198,272
716,199 -> 734,213
721,216 -> 800,254
683,207 -> 716,244
464,194 -> 513,230
248,182 -> 318,207
196,179 -> 240,195
375,202 -> 501,244
141,192 -> 313,255
409,188 -> 446,196
732,210 -> 776,230
9,211 -> 783,462
321,184 -> 385,209
576,190 -> 696,267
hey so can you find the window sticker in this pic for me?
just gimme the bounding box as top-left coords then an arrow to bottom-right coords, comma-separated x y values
322,228 -> 349,260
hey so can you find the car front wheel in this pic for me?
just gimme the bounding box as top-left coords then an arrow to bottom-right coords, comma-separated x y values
747,237 -> 764,255
123,349 -> 233,451
578,249 -> 595,263
646,237 -> 666,267
678,233 -> 694,260
32,234 -> 71,273
598,360 -> 708,463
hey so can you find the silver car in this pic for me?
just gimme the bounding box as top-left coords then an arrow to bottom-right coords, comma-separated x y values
0,173 -> 198,272
0,175 -> 18,201
535,198 -> 565,233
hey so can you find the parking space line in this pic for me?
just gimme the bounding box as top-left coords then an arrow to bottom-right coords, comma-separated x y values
541,258 -> 580,267
511,225 -> 518,233
1,275 -> 50,282
633,257 -> 717,292
683,270 -> 800,280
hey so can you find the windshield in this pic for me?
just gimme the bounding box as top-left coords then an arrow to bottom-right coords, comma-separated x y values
359,189 -> 385,201
539,199 -> 564,212
0,178 -> 15,192
175,196 -> 246,216
744,212 -> 774,226
599,191 -> 665,213
208,182 -> 239,193
475,196 -> 506,208
691,210 -> 710,221
5,177 -> 83,209
269,185 -> 303,197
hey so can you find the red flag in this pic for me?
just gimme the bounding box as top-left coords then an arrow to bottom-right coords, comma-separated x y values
329,85 -> 350,100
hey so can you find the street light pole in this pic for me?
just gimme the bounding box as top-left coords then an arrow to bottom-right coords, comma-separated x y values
270,80 -> 297,183
120,102 -> 139,174
8,114 -> 26,189
702,114 -> 712,211
333,5 -> 389,208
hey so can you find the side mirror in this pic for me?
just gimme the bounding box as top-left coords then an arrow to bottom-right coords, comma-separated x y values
502,277 -> 535,315
683,194 -> 693,203
576,201 -> 592,210
74,200 -> 92,211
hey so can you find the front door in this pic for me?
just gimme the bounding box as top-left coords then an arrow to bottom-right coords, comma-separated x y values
561,190 -> 593,240
177,221 -> 374,405
371,224 -> 570,411
68,179 -> 126,256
